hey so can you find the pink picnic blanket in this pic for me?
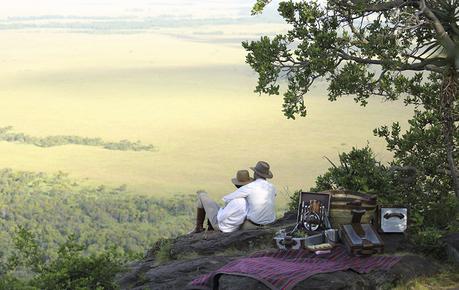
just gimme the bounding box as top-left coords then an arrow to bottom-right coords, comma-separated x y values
188,246 -> 400,290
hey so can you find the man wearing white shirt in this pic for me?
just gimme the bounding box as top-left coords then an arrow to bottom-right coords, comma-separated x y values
190,170 -> 252,233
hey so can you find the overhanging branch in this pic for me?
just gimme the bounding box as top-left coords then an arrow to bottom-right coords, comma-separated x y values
336,49 -> 447,72
338,0 -> 417,12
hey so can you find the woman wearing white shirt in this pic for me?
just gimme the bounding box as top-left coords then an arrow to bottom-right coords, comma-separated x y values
190,170 -> 252,233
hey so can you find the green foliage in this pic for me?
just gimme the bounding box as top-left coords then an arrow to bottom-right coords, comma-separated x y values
372,74 -> 459,233
33,239 -> 122,289
311,146 -> 393,194
394,264 -> 459,290
1,228 -> 123,290
409,227 -> 446,258
7,226 -> 46,274
0,275 -> 35,290
0,169 -> 195,264
374,75 -> 457,202
291,230 -> 307,238
243,0 -> 458,119
154,238 -> 173,264
287,190 -> 302,213
251,0 -> 271,15
0,126 -> 154,152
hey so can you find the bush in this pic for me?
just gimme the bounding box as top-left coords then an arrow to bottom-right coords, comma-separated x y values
153,238 -> 173,263
287,190 -> 302,213
311,146 -> 393,194
408,227 -> 447,258
1,228 -> 124,290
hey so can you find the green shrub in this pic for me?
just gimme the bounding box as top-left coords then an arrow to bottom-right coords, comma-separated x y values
287,190 -> 302,213
311,146 -> 393,195
154,239 -> 173,264
1,228 -> 124,290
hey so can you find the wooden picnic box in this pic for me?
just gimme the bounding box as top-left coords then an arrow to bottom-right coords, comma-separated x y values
320,190 -> 377,228
339,209 -> 384,256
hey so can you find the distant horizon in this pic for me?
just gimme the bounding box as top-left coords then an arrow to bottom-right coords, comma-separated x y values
0,0 -> 284,42
0,0 -> 289,57
2,0 -> 255,17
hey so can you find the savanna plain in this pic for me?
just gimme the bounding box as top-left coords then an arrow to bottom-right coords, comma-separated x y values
0,30 -> 412,200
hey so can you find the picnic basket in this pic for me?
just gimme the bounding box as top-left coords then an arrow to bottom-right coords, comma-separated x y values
320,190 -> 377,228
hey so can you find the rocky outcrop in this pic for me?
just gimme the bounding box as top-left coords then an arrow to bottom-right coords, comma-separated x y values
120,256 -> 236,290
445,233 -> 459,265
118,214 -> 440,290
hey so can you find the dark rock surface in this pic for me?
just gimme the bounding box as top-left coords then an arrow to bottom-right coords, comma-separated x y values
118,215 -> 440,290
445,233 -> 459,265
122,256 -> 236,290
145,212 -> 297,260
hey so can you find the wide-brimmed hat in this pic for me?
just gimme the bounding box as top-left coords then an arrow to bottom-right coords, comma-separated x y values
250,161 -> 273,179
231,170 -> 254,186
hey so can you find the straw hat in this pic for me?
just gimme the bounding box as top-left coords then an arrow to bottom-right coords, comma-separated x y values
231,170 -> 254,186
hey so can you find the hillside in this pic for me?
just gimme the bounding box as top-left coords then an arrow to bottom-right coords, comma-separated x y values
0,168 -> 194,262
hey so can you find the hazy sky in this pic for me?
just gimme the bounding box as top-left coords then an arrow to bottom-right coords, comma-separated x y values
1,1 -> 281,25
2,0 -> 252,18
0,0 -> 285,46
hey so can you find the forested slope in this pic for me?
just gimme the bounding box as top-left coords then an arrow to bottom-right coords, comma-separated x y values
0,169 -> 194,261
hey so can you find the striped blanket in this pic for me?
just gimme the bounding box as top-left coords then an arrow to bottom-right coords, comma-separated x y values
188,246 -> 400,290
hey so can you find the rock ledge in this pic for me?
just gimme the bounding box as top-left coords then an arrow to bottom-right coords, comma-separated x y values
118,215 -> 439,290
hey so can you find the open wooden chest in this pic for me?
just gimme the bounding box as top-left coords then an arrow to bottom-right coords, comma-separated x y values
296,192 -> 332,232
339,209 -> 384,256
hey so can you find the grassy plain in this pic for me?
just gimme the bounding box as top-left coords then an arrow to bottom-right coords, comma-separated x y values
0,31 -> 413,203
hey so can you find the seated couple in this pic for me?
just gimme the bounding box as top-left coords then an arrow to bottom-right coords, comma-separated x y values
190,161 -> 276,234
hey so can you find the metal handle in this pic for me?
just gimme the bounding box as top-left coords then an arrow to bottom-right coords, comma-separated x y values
384,212 -> 405,219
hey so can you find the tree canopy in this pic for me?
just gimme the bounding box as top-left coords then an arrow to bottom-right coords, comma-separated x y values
243,0 -> 459,197
245,0 -> 458,116
0,169 -> 194,263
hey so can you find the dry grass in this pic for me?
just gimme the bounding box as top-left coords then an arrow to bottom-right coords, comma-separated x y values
394,266 -> 459,290
0,31 -> 414,200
